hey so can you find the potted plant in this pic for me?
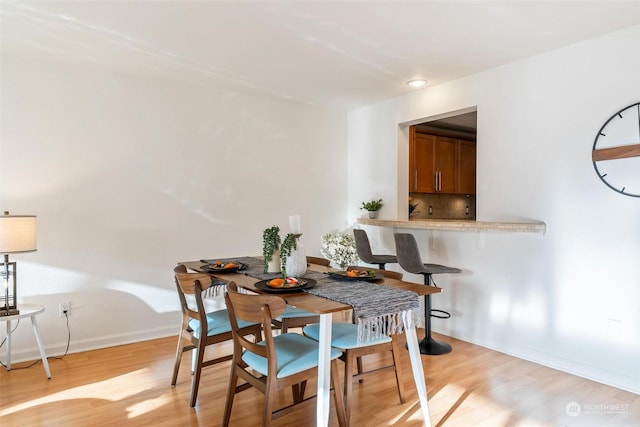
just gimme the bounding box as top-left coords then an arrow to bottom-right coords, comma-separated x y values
279,232 -> 300,277
263,226 -> 306,277
262,225 -> 281,273
360,198 -> 384,219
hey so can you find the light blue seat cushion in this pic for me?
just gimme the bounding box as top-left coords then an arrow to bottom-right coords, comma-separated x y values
278,305 -> 317,319
242,333 -> 342,379
303,322 -> 391,350
188,309 -> 257,338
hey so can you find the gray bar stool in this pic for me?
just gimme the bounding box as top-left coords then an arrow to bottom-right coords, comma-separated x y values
353,229 -> 397,270
394,233 -> 461,355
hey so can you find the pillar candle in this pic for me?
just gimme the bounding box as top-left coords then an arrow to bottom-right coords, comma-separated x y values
289,215 -> 301,234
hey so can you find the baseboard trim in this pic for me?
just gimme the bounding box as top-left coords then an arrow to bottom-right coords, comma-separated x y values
5,326 -> 178,365
441,329 -> 640,395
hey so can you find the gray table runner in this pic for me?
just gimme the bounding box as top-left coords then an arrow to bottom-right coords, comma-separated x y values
203,256 -> 421,341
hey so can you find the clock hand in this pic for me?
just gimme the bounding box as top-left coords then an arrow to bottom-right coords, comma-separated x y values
637,104 -> 640,142
592,143 -> 640,162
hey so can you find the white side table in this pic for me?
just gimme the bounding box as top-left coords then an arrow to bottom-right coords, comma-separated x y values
1,303 -> 51,378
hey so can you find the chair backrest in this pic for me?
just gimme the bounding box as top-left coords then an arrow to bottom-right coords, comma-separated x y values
307,256 -> 330,266
225,282 -> 286,369
353,229 -> 374,263
174,264 -> 213,325
346,265 -> 403,280
393,233 -> 426,274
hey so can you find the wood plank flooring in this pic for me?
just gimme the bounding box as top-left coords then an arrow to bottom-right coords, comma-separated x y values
1,331 -> 638,426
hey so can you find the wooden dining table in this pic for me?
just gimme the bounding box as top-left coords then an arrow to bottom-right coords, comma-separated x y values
180,259 -> 440,427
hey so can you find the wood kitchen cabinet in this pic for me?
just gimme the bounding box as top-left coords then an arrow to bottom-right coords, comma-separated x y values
409,127 -> 476,194
457,140 -> 476,194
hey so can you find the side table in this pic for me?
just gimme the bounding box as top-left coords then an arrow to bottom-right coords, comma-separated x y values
1,303 -> 51,378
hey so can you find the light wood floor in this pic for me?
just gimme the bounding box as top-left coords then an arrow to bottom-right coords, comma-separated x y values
1,331 -> 638,426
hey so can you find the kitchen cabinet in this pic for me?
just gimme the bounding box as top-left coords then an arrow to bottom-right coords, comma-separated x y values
457,140 -> 476,194
409,127 -> 475,194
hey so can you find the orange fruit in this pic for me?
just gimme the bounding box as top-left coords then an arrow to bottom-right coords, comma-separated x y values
268,278 -> 284,288
346,270 -> 358,277
224,262 -> 236,268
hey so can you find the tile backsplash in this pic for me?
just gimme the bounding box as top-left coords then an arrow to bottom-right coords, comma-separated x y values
409,193 -> 476,220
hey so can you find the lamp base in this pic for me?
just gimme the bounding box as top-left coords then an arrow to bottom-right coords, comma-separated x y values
0,307 -> 19,316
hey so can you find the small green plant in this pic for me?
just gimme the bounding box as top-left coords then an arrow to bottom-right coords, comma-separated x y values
360,198 -> 383,212
262,225 -> 281,273
279,233 -> 298,277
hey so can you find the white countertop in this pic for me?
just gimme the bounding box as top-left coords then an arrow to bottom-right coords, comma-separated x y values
358,217 -> 546,234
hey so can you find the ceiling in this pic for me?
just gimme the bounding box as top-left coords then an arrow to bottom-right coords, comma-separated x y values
2,1 -> 640,111
417,111 -> 478,138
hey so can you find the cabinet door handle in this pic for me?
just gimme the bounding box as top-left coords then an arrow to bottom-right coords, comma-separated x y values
437,171 -> 441,192
414,170 -> 417,188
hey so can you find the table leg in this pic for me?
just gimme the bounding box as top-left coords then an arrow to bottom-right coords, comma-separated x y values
317,312 -> 332,427
405,325 -> 432,427
5,320 -> 11,370
30,315 -> 51,379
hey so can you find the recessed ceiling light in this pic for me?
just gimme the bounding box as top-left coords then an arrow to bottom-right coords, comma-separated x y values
407,79 -> 427,88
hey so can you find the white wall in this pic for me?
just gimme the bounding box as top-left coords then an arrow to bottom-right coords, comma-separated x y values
348,25 -> 640,393
1,54 -> 348,356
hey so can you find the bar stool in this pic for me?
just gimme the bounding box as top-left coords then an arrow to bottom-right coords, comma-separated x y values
394,233 -> 461,355
353,229 -> 397,270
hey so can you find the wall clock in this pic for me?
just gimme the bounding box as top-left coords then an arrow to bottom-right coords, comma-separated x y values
592,102 -> 640,197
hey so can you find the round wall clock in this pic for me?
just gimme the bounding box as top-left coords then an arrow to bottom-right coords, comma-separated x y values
592,102 -> 640,197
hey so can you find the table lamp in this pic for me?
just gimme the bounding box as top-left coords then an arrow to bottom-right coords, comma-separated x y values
0,211 -> 37,316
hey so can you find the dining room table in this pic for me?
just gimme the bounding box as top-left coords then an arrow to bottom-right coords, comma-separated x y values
180,257 -> 441,427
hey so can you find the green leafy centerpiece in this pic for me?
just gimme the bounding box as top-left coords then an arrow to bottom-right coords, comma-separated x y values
262,225 -> 303,277
263,225 -> 282,273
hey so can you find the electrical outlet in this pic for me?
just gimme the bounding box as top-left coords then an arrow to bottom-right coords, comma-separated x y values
59,301 -> 70,317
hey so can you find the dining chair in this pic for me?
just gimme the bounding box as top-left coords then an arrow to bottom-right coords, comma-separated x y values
353,229 -> 398,270
171,265 -> 261,407
306,255 -> 331,266
223,281 -> 347,427
393,233 -> 461,355
270,256 -> 328,333
303,326 -> 405,423
303,267 -> 406,423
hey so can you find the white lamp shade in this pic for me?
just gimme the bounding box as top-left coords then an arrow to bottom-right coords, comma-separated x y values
0,215 -> 37,254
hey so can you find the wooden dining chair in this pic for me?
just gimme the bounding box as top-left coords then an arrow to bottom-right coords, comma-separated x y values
223,281 -> 347,427
270,256 -> 329,333
303,267 -> 406,422
171,265 -> 261,407
306,255 -> 331,266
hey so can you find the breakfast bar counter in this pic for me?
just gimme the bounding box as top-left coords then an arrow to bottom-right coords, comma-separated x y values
358,217 -> 546,234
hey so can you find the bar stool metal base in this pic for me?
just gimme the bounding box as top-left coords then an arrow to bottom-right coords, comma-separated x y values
418,293 -> 453,355
418,335 -> 452,355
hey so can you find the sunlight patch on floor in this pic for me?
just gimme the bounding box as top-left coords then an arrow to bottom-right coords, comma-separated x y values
427,382 -> 549,427
0,368 -> 156,417
126,393 -> 174,418
387,400 -> 424,425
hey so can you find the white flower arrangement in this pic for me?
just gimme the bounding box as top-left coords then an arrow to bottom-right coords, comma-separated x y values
320,232 -> 359,270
